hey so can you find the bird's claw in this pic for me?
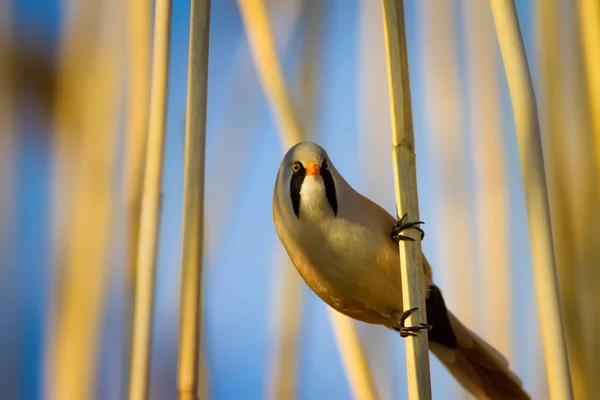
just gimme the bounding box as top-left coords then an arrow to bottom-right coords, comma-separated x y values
391,213 -> 425,242
396,307 -> 432,338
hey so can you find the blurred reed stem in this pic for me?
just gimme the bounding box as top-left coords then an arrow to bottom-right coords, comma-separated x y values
417,0 -> 477,339
123,0 -> 152,393
537,1 -> 589,398
47,1 -> 121,398
237,1 -> 380,399
237,0 -> 303,147
576,3 -> 600,389
461,0 -> 513,360
356,1 -> 394,397
177,0 -> 211,399
489,1 -> 573,398
381,0 -> 431,398
129,0 -> 172,399
124,0 -> 152,292
577,0 -> 600,191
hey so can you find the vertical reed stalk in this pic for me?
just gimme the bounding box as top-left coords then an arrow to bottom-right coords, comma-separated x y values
461,0 -> 512,360
381,1 -> 431,398
124,0 -> 152,291
577,0 -> 600,190
489,1 -> 573,398
537,1 -> 588,398
238,1 -> 379,399
417,0 -> 477,337
178,1 -> 211,399
123,0 -> 152,393
47,1 -> 122,398
129,0 -> 172,399
576,3 -> 600,391
357,1 -> 394,397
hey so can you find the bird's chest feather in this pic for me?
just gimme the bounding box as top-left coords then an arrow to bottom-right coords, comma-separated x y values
288,203 -> 402,322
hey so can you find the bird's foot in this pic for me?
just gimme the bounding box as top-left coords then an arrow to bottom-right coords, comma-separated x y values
395,307 -> 432,338
391,213 -> 425,242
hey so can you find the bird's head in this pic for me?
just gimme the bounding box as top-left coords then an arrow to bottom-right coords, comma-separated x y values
276,142 -> 339,219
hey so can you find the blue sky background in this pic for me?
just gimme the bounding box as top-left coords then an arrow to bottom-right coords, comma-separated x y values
3,0 -> 549,399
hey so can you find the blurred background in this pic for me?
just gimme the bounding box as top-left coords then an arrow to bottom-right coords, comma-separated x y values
0,0 -> 599,399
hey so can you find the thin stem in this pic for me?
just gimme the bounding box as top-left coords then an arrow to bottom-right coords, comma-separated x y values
129,0 -> 172,399
489,1 -> 573,398
381,0 -> 431,398
178,0 -> 211,399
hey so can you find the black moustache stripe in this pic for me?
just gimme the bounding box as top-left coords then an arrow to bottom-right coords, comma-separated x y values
290,164 -> 305,218
321,165 -> 338,216
289,161 -> 338,218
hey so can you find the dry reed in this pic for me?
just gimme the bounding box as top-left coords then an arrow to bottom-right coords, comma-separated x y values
381,0 -> 431,398
177,1 -> 211,399
129,0 -> 172,399
46,1 -> 122,398
462,0 -> 513,360
489,1 -> 573,398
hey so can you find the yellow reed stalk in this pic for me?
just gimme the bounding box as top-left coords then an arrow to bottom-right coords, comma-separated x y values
269,255 -> 304,400
416,0 -> 477,337
576,2 -> 600,391
129,0 -> 172,399
461,0 -> 512,360
237,0 -> 303,148
238,1 -> 380,399
538,1 -> 589,398
122,0 -> 152,393
124,0 -> 152,291
46,1 -> 121,398
381,1 -> 431,398
177,1 -> 211,399
489,1 -> 573,398
329,311 -> 379,400
577,0 -> 600,189
356,1 -> 394,397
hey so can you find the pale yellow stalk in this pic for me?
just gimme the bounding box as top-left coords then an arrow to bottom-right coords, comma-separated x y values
124,0 -> 152,292
129,0 -> 172,399
537,1 -> 589,397
357,1 -> 394,398
177,1 -> 211,399
46,1 -> 122,398
577,0 -> 600,191
381,1 -> 431,399
489,1 -> 573,398
576,1 -> 600,394
461,0 -> 512,361
416,0 -> 477,339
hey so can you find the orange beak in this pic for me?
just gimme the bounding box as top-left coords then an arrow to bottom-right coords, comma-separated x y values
305,162 -> 321,176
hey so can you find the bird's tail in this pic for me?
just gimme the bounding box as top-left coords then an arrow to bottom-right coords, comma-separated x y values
429,311 -> 530,400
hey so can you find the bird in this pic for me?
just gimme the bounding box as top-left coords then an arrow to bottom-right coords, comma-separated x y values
272,141 -> 529,400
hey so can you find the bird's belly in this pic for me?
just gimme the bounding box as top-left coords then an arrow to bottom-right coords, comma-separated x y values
293,222 -> 403,325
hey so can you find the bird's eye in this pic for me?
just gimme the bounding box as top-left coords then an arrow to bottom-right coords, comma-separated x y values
322,160 -> 329,169
292,162 -> 301,173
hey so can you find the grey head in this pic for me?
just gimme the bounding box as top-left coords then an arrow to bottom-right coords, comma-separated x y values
275,142 -> 339,219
